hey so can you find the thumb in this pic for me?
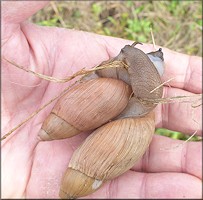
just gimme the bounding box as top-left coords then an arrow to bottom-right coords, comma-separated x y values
2,1 -> 49,24
2,1 -> 49,41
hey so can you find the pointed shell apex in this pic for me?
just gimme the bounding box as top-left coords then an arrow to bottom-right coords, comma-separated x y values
59,168 -> 103,199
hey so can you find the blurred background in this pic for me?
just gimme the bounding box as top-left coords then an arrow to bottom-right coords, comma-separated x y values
29,0 -> 202,141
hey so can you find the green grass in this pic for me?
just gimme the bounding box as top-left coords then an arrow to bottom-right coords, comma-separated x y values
155,128 -> 201,141
29,1 -> 202,141
30,1 -> 202,56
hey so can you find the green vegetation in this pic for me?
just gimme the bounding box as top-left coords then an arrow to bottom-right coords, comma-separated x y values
29,1 -> 202,141
155,128 -> 201,141
30,1 -> 202,56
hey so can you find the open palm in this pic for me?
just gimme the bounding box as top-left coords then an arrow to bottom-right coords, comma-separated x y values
2,2 -> 202,199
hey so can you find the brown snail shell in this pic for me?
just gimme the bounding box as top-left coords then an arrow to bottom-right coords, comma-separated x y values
38,78 -> 132,140
59,112 -> 155,199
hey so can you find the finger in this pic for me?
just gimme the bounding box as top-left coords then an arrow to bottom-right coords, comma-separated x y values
132,135 -> 202,179
143,45 -> 202,94
155,86 -> 202,135
100,37 -> 202,93
162,53 -> 202,94
86,171 -> 201,199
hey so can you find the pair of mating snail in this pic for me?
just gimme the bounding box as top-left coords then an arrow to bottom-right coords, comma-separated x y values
38,42 -> 164,199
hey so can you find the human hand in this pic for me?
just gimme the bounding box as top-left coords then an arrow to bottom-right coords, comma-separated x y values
2,1 -> 202,199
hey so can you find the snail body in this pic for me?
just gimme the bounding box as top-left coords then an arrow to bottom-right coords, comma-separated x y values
96,46 -> 164,84
97,46 -> 164,115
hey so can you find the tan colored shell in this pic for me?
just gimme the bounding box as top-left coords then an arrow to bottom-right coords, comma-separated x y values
38,78 -> 132,140
59,168 -> 104,199
60,112 -> 155,199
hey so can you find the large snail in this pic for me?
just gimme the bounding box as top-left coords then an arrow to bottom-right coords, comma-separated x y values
38,43 -> 164,141
39,78 -> 132,140
39,42 -> 164,199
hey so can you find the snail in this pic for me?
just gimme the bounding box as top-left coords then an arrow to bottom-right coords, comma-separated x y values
58,43 -> 164,199
39,78 -> 132,140
59,109 -> 155,199
38,43 -> 164,141
37,42 -> 164,199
